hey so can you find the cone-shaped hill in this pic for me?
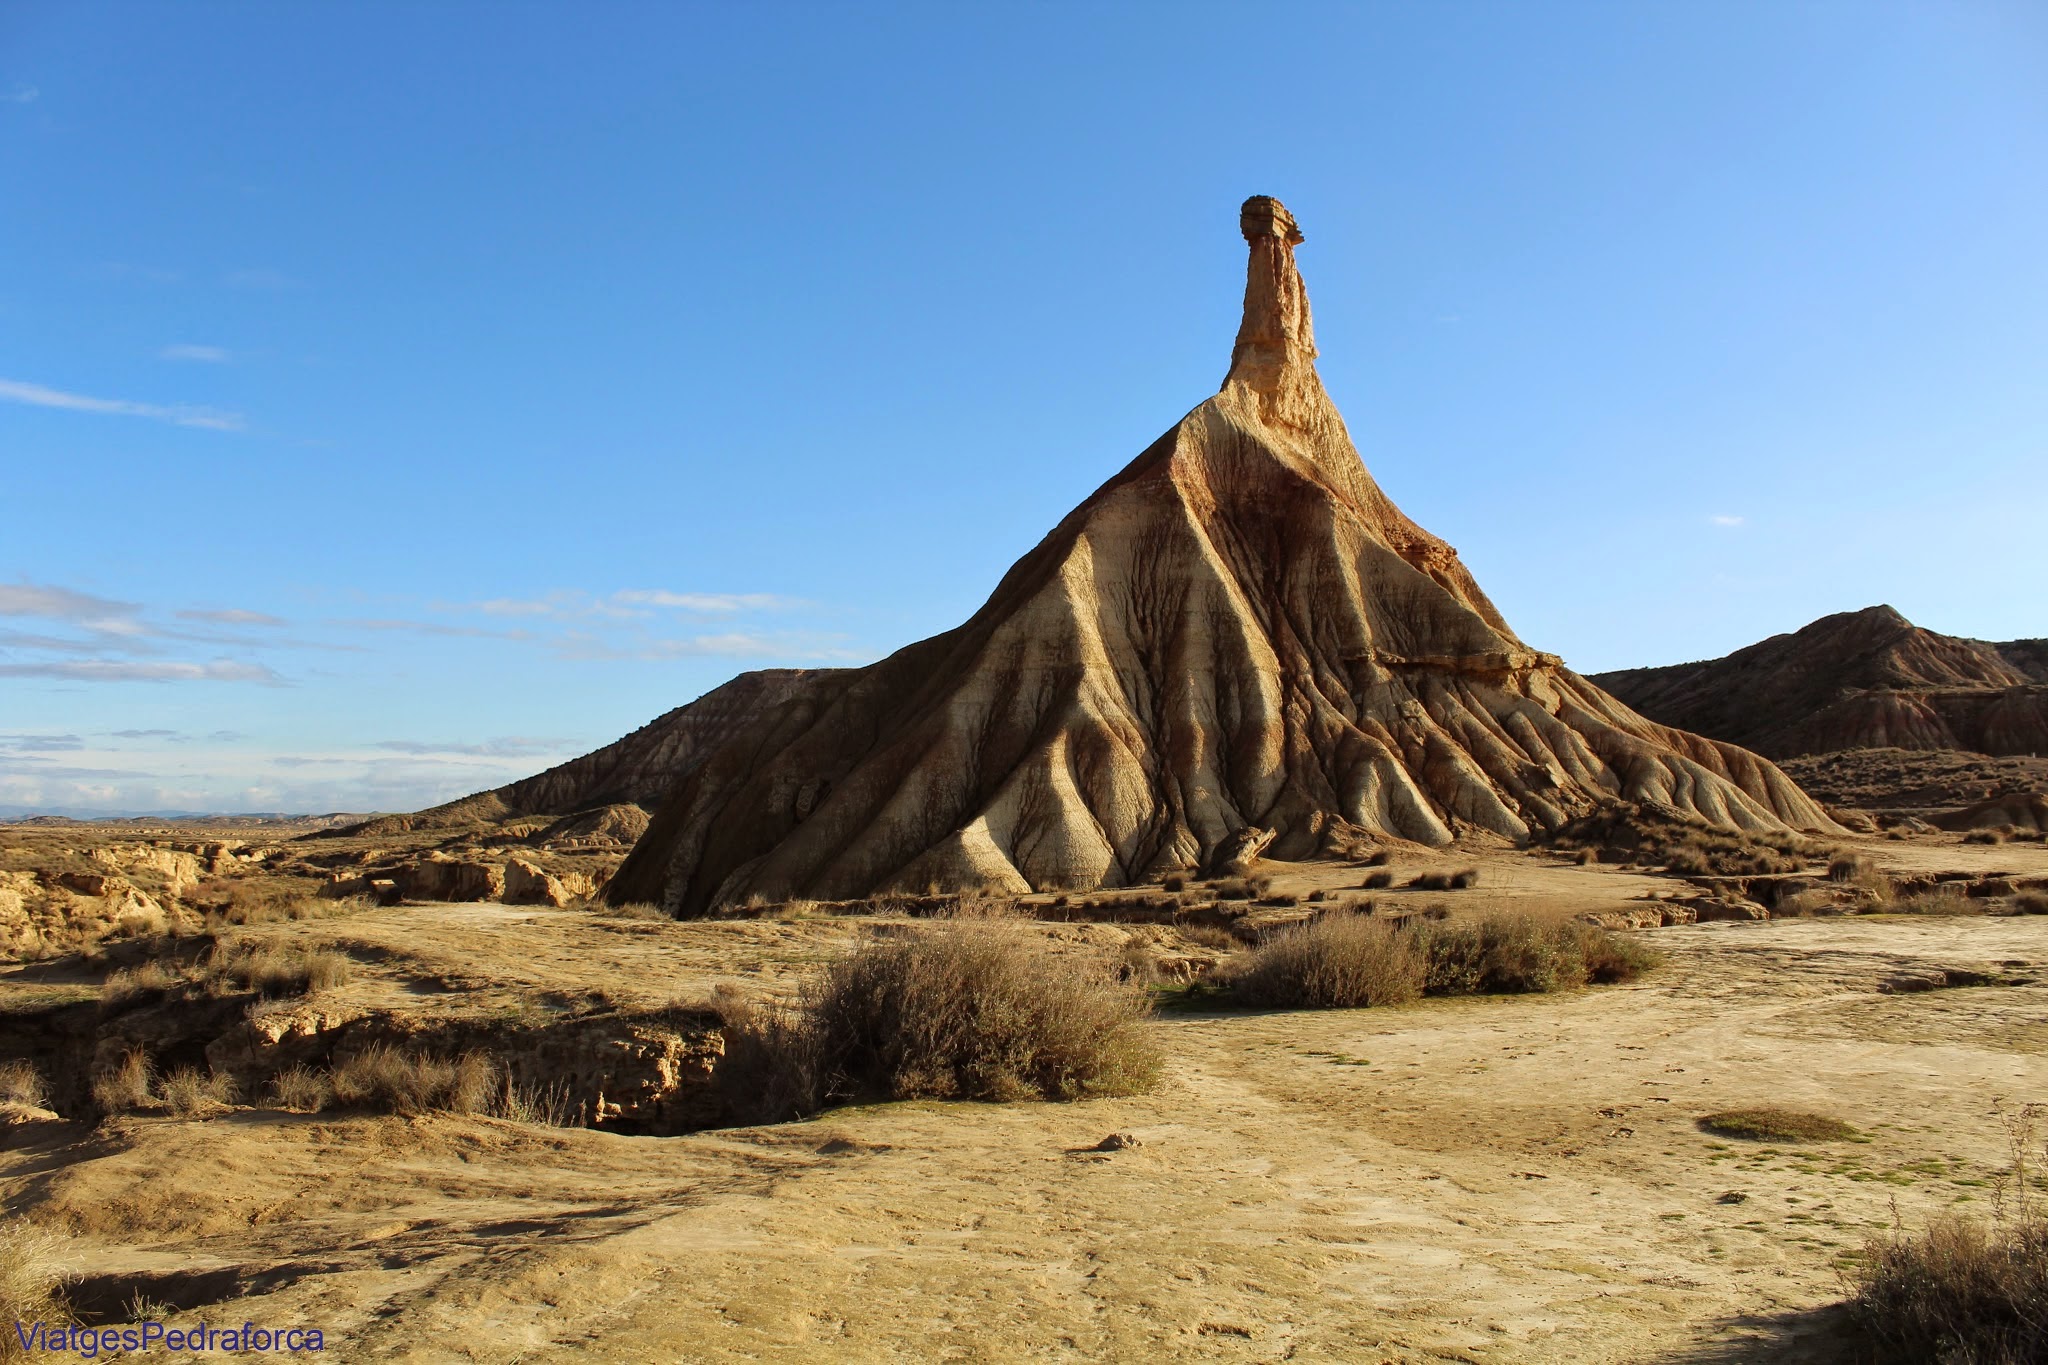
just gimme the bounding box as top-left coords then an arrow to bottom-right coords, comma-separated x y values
608,197 -> 1831,914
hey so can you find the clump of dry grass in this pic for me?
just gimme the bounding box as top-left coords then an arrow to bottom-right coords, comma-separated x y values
203,939 -> 352,997
1847,1104 -> 2047,1363
0,1060 -> 46,1112
719,926 -> 1160,1122
1698,1107 -> 1859,1142
270,1065 -> 331,1113
91,1048 -> 155,1114
1888,887 -> 1982,917
0,1223 -> 72,1362
1830,854 -> 1876,883
1963,828 -> 2007,846
1160,873 -> 1187,893
1360,871 -> 1394,890
159,1067 -> 237,1117
101,958 -> 183,1007
1406,868 -> 1479,892
331,1045 -> 498,1116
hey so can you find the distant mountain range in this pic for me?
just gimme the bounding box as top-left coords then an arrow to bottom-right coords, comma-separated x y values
1592,606 -> 2048,759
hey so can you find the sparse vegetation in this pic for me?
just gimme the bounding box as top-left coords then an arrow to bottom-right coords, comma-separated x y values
202,939 -> 352,997
271,1065 -> 332,1113
1847,1104 -> 2047,1363
1360,871 -> 1393,890
1406,868 -> 1479,891
91,1048 -> 155,1114
717,925 -> 1161,1122
331,1045 -> 499,1116
0,1060 -> 46,1112
1546,803 -> 1817,876
1161,874 -> 1187,893
1226,912 -> 1660,1009
0,1224 -> 72,1363
159,1067 -> 237,1117
1963,828 -> 2006,845
1698,1107 -> 1859,1142
1887,887 -> 1981,917
1229,912 -> 1424,1009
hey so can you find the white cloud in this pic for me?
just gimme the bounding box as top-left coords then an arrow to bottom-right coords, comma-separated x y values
612,589 -> 798,613
176,607 -> 287,627
370,736 -> 568,758
0,659 -> 284,684
1707,514 -> 1745,528
0,581 -> 140,628
0,377 -> 245,432
159,344 -> 230,364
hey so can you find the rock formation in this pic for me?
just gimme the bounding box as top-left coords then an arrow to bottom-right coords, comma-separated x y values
604,197 -> 1829,915
1594,606 -> 2048,758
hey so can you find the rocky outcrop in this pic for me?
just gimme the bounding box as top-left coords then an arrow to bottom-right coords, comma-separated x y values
0,870 -> 183,958
504,858 -> 598,907
1594,607 -> 2048,758
609,197 -> 1831,916
393,856 -> 505,903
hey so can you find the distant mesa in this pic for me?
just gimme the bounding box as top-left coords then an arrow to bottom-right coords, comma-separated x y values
1593,606 -> 2048,759
559,195 -> 1832,914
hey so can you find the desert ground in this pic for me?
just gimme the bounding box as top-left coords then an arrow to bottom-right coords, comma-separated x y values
3,826 -> 2045,1362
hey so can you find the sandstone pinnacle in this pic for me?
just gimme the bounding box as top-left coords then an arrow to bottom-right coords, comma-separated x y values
599,198 -> 1834,915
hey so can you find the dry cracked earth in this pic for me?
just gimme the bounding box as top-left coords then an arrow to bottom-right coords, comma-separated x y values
4,836 -> 2047,1363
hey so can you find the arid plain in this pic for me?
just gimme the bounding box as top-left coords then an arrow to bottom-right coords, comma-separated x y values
4,818 -> 2045,1363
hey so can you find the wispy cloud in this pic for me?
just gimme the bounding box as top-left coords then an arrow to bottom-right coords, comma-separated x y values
108,729 -> 181,740
159,344 -> 230,364
1,85 -> 36,105
1707,514 -> 1745,528
333,617 -> 534,641
369,736 -> 567,758
473,588 -> 804,620
0,734 -> 83,753
0,378 -> 244,432
177,607 -> 286,627
552,630 -> 860,662
0,582 -> 140,629
0,660 -> 284,684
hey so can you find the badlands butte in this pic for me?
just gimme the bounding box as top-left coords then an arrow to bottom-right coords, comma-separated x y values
3,199 -> 2045,1364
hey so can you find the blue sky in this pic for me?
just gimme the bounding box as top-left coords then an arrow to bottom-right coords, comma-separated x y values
2,2 -> 2044,816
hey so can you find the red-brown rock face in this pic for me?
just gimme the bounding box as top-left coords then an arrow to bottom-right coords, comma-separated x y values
609,197 -> 1832,915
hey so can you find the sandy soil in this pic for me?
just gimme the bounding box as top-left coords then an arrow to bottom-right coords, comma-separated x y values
4,837 -> 2046,1362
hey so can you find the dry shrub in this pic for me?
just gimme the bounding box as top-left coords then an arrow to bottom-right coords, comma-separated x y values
0,1060 -> 46,1110
1258,892 -> 1300,907
1228,913 -> 1656,1009
1848,1104 -> 2047,1364
1304,889 -> 1326,903
91,1048 -> 154,1114
1360,871 -> 1393,890
1213,878 -> 1255,902
1964,829 -> 2007,846
1229,913 -> 1424,1009
723,927 -> 1160,1121
599,901 -> 670,921
1547,804 -> 1812,876
0,1223 -> 72,1362
331,1045 -> 497,1116
203,940 -> 352,997
1362,850 -> 1392,867
1890,887 -> 1982,917
101,958 -> 181,1007
1161,874 -> 1187,893
270,1065 -> 331,1113
1699,1107 -> 1859,1142
1177,924 -> 1239,951
1830,854 -> 1876,883
159,1067 -> 237,1117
